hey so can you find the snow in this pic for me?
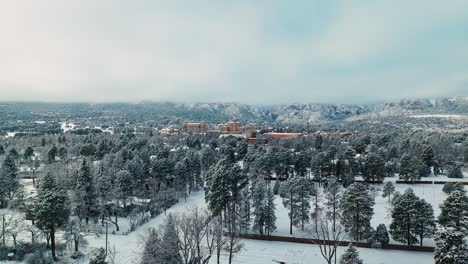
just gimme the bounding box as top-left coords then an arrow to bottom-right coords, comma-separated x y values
60,122 -> 77,132
84,191 -> 207,264
6,132 -> 16,138
410,114 -> 468,119
82,185 -> 441,264
221,239 -> 433,264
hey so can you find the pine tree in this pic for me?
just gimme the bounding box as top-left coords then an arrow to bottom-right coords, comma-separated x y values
434,227 -> 468,264
0,153 -> 19,207
371,224 -> 389,244
389,188 -> 420,245
340,183 -> 374,241
48,146 -> 58,163
264,186 -> 277,235
363,152 -> 385,182
280,177 -> 315,234
339,244 -> 363,264
23,146 -> 34,160
35,174 -> 70,260
442,182 -> 466,195
252,183 -> 266,234
205,159 -> 231,218
325,177 -> 341,233
74,160 -> 99,224
399,154 -> 421,182
421,146 -> 435,168
238,189 -> 251,233
382,181 -> 395,202
414,199 -> 436,246
115,170 -> 135,210
160,214 -> 183,264
447,164 -> 464,179
438,190 -> 468,234
141,228 -> 162,264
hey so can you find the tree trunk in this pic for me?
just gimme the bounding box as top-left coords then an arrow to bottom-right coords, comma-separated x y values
75,239 -> 79,252
50,226 -> 57,261
289,192 -> 293,235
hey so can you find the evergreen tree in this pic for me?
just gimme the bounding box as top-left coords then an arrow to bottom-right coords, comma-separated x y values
421,146 -> 435,169
434,227 -> 468,264
238,189 -> 251,233
74,160 -> 99,224
280,177 -> 315,234
340,183 -> 374,241
47,146 -> 58,163
35,174 -> 70,260
389,188 -> 420,245
264,185 -> 277,235
447,164 -> 464,179
325,177 -> 341,233
339,244 -> 363,264
252,183 -> 266,234
371,224 -> 389,244
414,198 -> 436,246
442,182 -> 466,195
438,190 -> 468,234
381,181 -> 395,202
141,228 -> 162,264
399,154 -> 421,182
160,214 -> 183,264
23,146 -> 35,160
363,152 -> 385,182
115,170 -> 135,209
0,154 -> 19,207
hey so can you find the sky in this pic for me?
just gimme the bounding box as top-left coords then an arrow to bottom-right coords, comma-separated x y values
0,0 -> 467,104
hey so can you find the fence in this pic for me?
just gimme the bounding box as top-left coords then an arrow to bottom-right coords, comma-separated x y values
233,233 -> 434,253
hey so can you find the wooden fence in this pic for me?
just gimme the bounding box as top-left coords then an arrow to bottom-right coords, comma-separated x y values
233,233 -> 434,253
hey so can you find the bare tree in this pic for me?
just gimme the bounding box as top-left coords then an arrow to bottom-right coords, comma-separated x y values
174,207 -> 213,264
306,210 -> 346,264
24,223 -> 42,245
63,218 -> 101,252
4,213 -> 26,246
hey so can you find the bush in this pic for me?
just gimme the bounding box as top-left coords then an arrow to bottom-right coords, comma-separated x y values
25,251 -> 54,264
442,182 -> 465,195
0,242 -> 48,261
447,165 -> 464,178
70,251 -> 84,259
371,224 -> 390,244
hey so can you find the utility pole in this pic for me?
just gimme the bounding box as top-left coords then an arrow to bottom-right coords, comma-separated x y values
2,214 -> 5,246
105,222 -> 108,255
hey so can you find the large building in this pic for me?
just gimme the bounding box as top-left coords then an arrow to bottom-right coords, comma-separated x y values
219,121 -> 243,133
181,122 -> 208,133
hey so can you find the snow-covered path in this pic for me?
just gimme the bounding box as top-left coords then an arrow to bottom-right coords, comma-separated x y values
86,191 -> 207,264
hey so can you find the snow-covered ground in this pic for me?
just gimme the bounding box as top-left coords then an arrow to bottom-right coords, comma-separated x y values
221,239 -> 433,264
84,191 -> 207,264
82,184 -> 442,264
410,114 -> 468,119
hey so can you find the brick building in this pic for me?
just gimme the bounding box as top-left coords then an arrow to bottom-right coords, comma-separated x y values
181,122 -> 208,133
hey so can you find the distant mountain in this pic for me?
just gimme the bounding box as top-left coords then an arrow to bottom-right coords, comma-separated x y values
2,97 -> 468,125
351,97 -> 468,120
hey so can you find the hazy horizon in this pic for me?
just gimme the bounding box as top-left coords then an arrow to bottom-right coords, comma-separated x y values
1,1 -> 467,104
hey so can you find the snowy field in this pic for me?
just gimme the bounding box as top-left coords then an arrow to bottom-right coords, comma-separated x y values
10,178 -> 461,264
81,183 -> 445,264
218,239 -> 433,264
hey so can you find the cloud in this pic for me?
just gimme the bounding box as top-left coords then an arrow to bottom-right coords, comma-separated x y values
0,0 -> 467,104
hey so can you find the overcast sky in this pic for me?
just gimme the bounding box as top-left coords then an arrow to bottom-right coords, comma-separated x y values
0,1 -> 467,104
